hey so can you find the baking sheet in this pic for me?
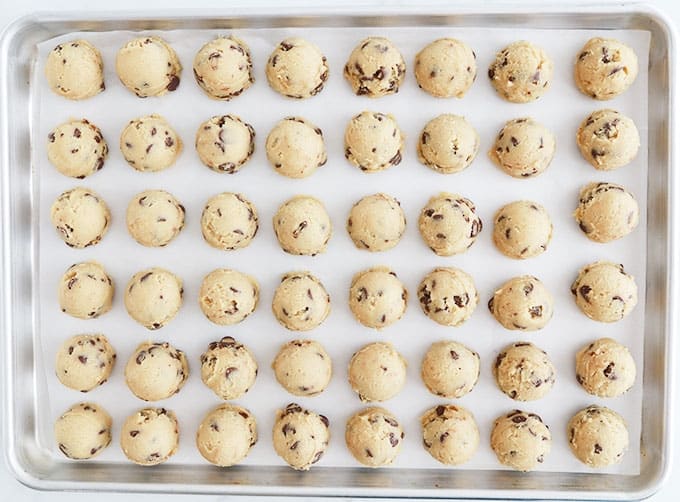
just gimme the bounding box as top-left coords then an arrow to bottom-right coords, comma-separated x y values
33,25 -> 649,475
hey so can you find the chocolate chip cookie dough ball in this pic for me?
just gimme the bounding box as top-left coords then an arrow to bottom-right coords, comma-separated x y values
120,407 -> 179,466
272,340 -> 332,397
120,115 -> 182,172
489,118 -> 556,178
417,114 -> 479,174
196,404 -> 257,466
576,338 -> 636,398
125,341 -> 189,401
421,341 -> 480,398
571,261 -> 638,322
488,41 -> 553,103
116,36 -> 181,97
568,405 -> 629,468
193,36 -> 254,100
58,262 -> 114,319
126,190 -> 185,247
344,111 -> 404,172
200,336 -> 258,400
574,182 -> 639,243
199,269 -> 259,325
346,407 -> 404,467
492,201 -> 553,259
273,403 -> 330,470
421,404 -> 479,465
347,193 -> 406,252
575,38 -> 639,100
272,272 -> 331,331
201,192 -> 258,250
414,38 -> 477,98
488,275 -> 553,331
50,187 -> 110,248
195,115 -> 255,173
418,267 -> 478,327
55,402 -> 112,460
47,119 -> 107,179
124,268 -> 183,330
266,117 -> 327,178
491,410 -> 552,471
576,109 -> 639,171
418,193 -> 482,256
349,267 -> 408,329
266,37 -> 329,99
273,196 -> 331,256
55,334 -> 116,392
493,342 -> 556,401
344,37 -> 406,97
46,40 -> 104,100
349,342 -> 407,402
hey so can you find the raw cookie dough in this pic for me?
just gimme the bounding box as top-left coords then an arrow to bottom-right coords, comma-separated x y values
201,192 -> 258,250
348,342 -> 407,402
574,182 -> 639,243
488,41 -> 553,103
417,114 -> 479,174
418,193 -> 482,256
55,402 -> 112,460
125,341 -> 189,401
55,334 -> 116,392
266,117 -> 327,178
345,407 -> 404,467
493,342 -> 556,401
414,38 -> 477,98
421,404 -> 479,465
266,37 -> 329,99
200,336 -> 258,400
421,341 -> 480,398
47,118 -> 108,179
124,268 -> 183,330
570,261 -> 638,322
58,262 -> 114,319
576,338 -> 636,398
46,40 -> 104,100
272,340 -> 332,397
193,36 -> 254,100
491,410 -> 552,471
126,190 -> 185,247
120,114 -> 182,172
199,268 -> 259,325
417,267 -> 478,326
273,196 -> 332,256
344,37 -> 406,97
349,267 -> 408,329
576,109 -> 640,171
116,36 -> 181,97
488,275 -> 553,331
273,403 -> 330,470
195,115 -> 255,173
196,404 -> 257,466
347,193 -> 406,251
50,187 -> 110,248
344,111 -> 404,172
575,37 -> 639,100
272,271 -> 331,331
120,407 -> 179,466
489,118 -> 556,178
568,405 -> 629,467
492,200 -> 553,259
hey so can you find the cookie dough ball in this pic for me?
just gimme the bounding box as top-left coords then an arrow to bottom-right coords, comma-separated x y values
494,342 -> 556,401
344,37 -> 406,97
196,404 -> 257,466
414,38 -> 476,98
349,342 -> 407,402
272,340 -> 332,397
120,407 -> 179,466
50,187 -> 110,248
349,267 -> 408,329
273,196 -> 332,256
273,403 -> 330,470
47,119 -> 108,179
347,193 -> 406,252
116,36 -> 181,97
120,114 -> 182,172
345,407 -> 404,467
195,115 -> 255,173
575,38 -> 639,100
571,261 -> 638,322
488,275 -> 553,331
55,334 -> 116,392
46,40 -> 104,100
58,262 -> 114,319
199,269 -> 259,325
124,268 -> 183,330
574,182 -> 639,243
418,267 -> 478,326
568,405 -> 629,467
488,41 -> 553,103
201,340 -> 257,403
421,404 -> 479,465
421,341 -> 480,398
272,272 -> 331,331
126,190 -> 185,247
125,341 -> 189,401
418,114 -> 479,174
344,111 -> 404,172
419,193 -> 482,256
493,201 -> 553,259
55,403 -> 112,460
193,36 -> 253,100
491,410 -> 552,471
576,338 -> 636,398
201,192 -> 258,250
576,109 -> 640,171
489,118 -> 556,178
266,117 -> 327,178
266,37 -> 329,99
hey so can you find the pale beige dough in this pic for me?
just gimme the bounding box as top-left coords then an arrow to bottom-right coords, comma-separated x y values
414,38 -> 476,98
571,261 -> 638,322
492,200 -> 553,259
196,404 -> 257,466
124,268 -> 183,330
55,334 -> 115,392
193,36 -> 254,100
201,192 -> 258,250
273,403 -> 330,470
491,410 -> 552,471
575,37 -> 639,100
199,268 -> 259,325
55,402 -> 112,460
488,275 -> 553,331
489,118 -> 556,178
272,272 -> 330,331
116,36 -> 181,97
125,341 -> 189,401
126,190 -> 185,247
266,37 -> 329,99
347,193 -> 406,252
200,336 -> 258,400
46,40 -> 104,100
568,405 -> 629,468
273,196 -> 332,256
195,115 -> 255,173
344,111 -> 404,172
421,340 -> 480,399
349,267 -> 408,329
345,407 -> 404,467
344,37 -> 406,97
266,117 -> 326,178
50,187 -> 110,248
493,342 -> 556,401
418,193 -> 482,256
348,342 -> 407,402
272,340 -> 332,397
576,338 -> 636,398
417,114 -> 479,174
417,267 -> 478,326
120,407 -> 179,466
120,114 -> 182,172
574,182 -> 639,243
421,404 -> 479,465
47,118 -> 108,179
488,41 -> 553,103
576,109 -> 640,171
58,262 -> 114,320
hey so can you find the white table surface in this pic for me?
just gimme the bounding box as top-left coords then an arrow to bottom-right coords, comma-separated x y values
1,0 -> 676,500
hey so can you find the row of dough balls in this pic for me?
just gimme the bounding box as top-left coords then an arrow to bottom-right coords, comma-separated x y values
54,401 -> 630,471
47,35 -> 637,102
46,108 -> 640,180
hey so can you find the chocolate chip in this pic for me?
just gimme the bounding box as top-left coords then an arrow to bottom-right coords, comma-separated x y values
603,362 -> 617,380
166,75 -> 180,91
594,443 -> 603,454
579,285 -> 592,302
389,433 -> 399,447
435,405 -> 445,416
450,350 -> 459,360
129,430 -> 139,437
73,128 -> 81,138
290,441 -> 299,450
528,305 -> 543,318
78,355 -> 87,364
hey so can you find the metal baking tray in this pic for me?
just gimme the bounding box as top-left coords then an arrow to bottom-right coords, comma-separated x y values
0,2 -> 677,499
